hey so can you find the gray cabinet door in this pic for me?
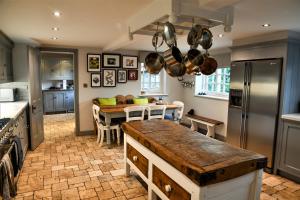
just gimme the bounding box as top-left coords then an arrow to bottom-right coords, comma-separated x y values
66,91 -> 74,112
279,121 -> 300,178
0,45 -> 12,83
61,57 -> 74,80
44,92 -> 55,113
54,92 -> 66,111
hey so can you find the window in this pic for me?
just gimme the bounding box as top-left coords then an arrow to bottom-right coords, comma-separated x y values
195,67 -> 231,99
141,63 -> 162,93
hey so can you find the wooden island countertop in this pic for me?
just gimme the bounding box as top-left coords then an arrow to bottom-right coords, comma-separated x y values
122,120 -> 267,187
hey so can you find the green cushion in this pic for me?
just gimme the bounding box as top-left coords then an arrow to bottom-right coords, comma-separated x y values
98,98 -> 117,106
133,98 -> 148,105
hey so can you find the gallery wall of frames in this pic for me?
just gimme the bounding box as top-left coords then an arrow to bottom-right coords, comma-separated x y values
87,53 -> 139,87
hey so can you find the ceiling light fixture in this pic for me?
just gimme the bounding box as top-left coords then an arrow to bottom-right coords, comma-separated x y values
218,34 -> 224,38
262,23 -> 271,27
52,27 -> 59,31
51,37 -> 58,40
53,11 -> 61,17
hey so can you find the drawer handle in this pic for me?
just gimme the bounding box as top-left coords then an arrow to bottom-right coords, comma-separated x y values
132,156 -> 138,162
165,184 -> 172,193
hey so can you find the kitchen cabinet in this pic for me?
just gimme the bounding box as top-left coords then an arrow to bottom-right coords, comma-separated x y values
278,116 -> 300,181
66,91 -> 74,112
14,109 -> 29,157
43,90 -> 74,114
41,54 -> 73,80
0,44 -> 13,83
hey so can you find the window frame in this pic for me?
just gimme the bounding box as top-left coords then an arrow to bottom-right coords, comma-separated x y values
195,67 -> 230,100
140,63 -> 164,94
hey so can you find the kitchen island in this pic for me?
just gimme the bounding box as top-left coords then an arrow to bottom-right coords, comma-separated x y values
122,120 -> 267,200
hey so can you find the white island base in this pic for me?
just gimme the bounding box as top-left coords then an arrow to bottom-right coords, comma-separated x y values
124,134 -> 263,200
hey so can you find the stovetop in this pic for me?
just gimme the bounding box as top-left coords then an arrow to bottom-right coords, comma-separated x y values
0,118 -> 11,130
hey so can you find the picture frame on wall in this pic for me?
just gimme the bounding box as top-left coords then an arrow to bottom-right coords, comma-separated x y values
122,55 -> 138,69
87,54 -> 101,72
102,53 -> 121,68
91,73 -> 101,87
128,70 -> 138,81
103,69 -> 116,87
117,69 -> 127,83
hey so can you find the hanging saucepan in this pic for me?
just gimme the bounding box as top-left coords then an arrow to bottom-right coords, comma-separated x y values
145,31 -> 165,74
183,49 -> 204,74
164,46 -> 186,77
187,24 -> 202,49
199,28 -> 213,50
199,54 -> 218,75
163,21 -> 177,48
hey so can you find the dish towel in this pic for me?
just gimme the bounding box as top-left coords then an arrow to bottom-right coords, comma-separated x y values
0,154 -> 17,199
11,136 -> 23,174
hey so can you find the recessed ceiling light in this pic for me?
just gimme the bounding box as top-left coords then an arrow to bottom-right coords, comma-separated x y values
218,34 -> 224,38
53,11 -> 61,17
51,37 -> 58,40
52,27 -> 59,31
262,23 -> 271,27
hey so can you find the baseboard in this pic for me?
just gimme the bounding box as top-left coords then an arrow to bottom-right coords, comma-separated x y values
77,130 -> 95,136
215,134 -> 226,142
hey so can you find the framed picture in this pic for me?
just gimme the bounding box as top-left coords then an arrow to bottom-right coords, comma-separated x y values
122,55 -> 138,69
103,69 -> 116,87
117,70 -> 127,83
91,73 -> 101,87
128,70 -> 138,81
102,53 -> 121,68
87,54 -> 101,72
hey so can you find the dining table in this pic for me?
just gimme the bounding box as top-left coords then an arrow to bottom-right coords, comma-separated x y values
97,103 -> 180,147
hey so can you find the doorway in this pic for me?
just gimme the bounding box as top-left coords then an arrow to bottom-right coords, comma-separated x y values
39,48 -> 79,138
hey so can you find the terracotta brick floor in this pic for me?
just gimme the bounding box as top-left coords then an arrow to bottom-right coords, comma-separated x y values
14,114 -> 300,200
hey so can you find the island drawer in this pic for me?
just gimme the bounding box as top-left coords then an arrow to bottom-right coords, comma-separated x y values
152,165 -> 191,200
127,143 -> 148,177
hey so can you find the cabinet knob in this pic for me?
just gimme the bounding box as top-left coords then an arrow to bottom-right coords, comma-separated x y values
132,156 -> 138,162
164,185 -> 172,193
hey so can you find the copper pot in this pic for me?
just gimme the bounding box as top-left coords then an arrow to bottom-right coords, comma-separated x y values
199,54 -> 218,75
183,49 -> 204,74
163,46 -> 186,77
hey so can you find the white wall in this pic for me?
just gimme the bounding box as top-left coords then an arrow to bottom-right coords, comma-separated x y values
181,53 -> 231,137
78,48 -> 183,132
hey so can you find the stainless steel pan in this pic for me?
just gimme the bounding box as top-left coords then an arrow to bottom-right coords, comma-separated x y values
145,31 -> 165,74
163,22 -> 177,48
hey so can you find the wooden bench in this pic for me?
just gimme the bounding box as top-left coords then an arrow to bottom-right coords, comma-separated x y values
186,114 -> 224,138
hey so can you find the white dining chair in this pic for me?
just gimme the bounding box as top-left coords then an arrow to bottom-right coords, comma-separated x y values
124,106 -> 146,122
146,105 -> 166,120
173,101 -> 184,123
92,104 -> 120,146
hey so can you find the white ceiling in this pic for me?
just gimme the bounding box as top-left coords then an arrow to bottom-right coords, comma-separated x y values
1,0 -> 300,52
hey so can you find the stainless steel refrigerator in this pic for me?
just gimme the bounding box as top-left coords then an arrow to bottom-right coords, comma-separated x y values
227,58 -> 282,171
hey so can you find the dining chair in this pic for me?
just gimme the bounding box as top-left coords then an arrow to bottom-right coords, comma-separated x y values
173,101 -> 184,123
146,105 -> 167,120
92,105 -> 120,146
124,106 -> 146,122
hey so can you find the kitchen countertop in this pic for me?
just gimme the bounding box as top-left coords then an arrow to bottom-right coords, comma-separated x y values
281,113 -> 300,122
0,101 -> 28,134
42,89 -> 74,92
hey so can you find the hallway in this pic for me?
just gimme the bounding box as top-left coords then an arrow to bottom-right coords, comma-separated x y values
14,114 -> 300,199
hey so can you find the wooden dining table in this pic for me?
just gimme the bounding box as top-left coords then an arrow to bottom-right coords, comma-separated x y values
97,103 -> 179,146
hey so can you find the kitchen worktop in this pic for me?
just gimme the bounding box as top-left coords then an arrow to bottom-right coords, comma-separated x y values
0,101 -> 28,134
42,89 -> 74,92
281,113 -> 300,122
